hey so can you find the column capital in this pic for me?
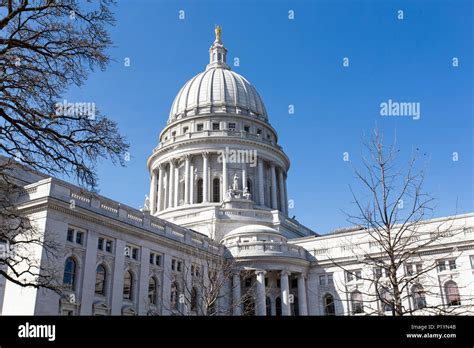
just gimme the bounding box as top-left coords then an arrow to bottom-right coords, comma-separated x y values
202,151 -> 210,159
255,270 -> 267,276
169,158 -> 177,166
280,270 -> 291,277
298,272 -> 307,280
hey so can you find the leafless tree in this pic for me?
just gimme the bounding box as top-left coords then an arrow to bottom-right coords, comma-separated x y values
159,244 -> 256,316
0,0 -> 128,291
328,128 -> 472,316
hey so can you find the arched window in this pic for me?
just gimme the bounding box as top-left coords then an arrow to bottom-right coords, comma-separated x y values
95,264 -> 106,295
148,278 -> 158,305
351,291 -> 364,314
411,285 -> 426,309
191,287 -> 198,312
445,281 -> 461,306
212,177 -> 220,202
63,257 -> 77,290
275,297 -> 282,316
246,179 -> 252,195
170,282 -> 179,310
266,297 -> 271,316
123,271 -> 133,300
197,179 -> 203,203
323,293 -> 335,315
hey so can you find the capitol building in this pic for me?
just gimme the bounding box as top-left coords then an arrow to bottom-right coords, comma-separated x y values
1,28 -> 473,317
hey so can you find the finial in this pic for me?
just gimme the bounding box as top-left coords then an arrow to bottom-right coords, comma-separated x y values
214,24 -> 222,42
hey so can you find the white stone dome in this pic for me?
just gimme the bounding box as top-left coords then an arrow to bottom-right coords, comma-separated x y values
168,33 -> 268,124
223,224 -> 283,240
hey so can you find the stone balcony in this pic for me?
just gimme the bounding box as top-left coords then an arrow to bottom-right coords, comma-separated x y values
225,240 -> 309,260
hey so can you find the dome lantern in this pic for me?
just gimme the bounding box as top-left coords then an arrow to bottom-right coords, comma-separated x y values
207,25 -> 230,70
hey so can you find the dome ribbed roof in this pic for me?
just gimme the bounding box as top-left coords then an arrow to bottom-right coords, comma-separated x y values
168,69 -> 267,124
168,29 -> 268,124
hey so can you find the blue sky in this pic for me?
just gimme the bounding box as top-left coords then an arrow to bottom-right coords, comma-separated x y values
64,0 -> 473,234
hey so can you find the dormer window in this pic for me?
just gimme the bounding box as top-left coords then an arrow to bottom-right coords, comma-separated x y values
228,123 -> 236,130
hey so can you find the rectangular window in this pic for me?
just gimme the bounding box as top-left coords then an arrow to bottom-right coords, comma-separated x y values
171,259 -> 176,271
75,231 -> 84,245
416,263 -> 423,273
67,228 -> 74,242
105,240 -> 113,253
346,270 -> 361,282
471,256 -> 474,269
98,237 -> 104,251
177,261 -> 182,272
319,275 -> 326,286
212,122 -> 220,130
437,260 -> 446,272
197,124 -> 204,131
171,131 -> 176,137
406,264 -> 413,275
155,254 -> 161,266
448,259 -> 456,270
149,253 -> 155,265
327,274 -> 333,284
228,122 -> 236,130
183,126 -> 189,133
244,125 -> 250,132
256,129 -> 262,135
374,268 -> 382,279
132,247 -> 138,260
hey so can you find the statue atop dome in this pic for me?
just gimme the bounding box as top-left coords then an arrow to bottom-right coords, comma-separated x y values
214,25 -> 222,42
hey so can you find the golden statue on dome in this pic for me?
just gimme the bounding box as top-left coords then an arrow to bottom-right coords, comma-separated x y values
215,25 -> 222,42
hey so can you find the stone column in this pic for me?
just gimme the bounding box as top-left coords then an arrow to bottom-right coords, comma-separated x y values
280,270 -> 291,316
111,239 -> 126,315
232,272 -> 242,315
257,158 -> 265,206
256,270 -> 266,316
278,168 -> 286,215
222,151 -> 227,201
184,155 -> 190,204
242,166 -> 247,190
149,169 -> 157,214
137,247 -> 151,315
168,160 -> 175,208
284,173 -> 288,214
270,164 -> 278,210
157,165 -> 164,212
190,163 -> 194,204
202,152 -> 209,203
79,231 -> 98,315
173,164 -> 179,207
297,273 -> 308,316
